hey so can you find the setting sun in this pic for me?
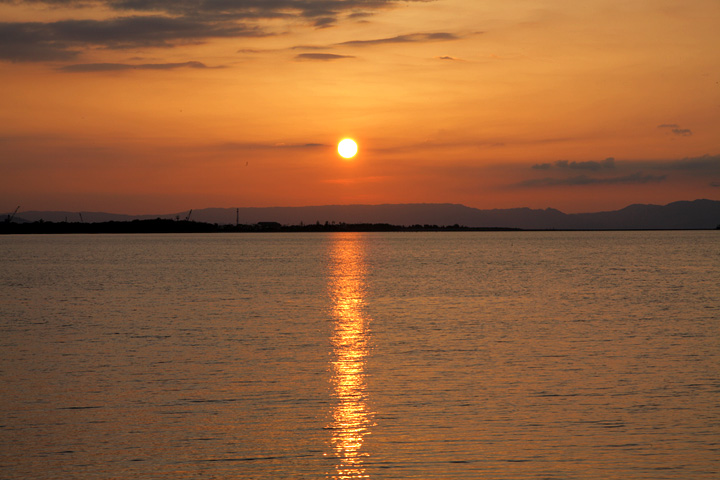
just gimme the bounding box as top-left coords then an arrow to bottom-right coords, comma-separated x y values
338,139 -> 358,159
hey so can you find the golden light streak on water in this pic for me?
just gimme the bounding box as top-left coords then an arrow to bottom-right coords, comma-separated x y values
327,234 -> 374,479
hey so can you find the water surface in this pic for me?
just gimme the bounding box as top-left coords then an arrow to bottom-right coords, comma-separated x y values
1,232 -> 718,478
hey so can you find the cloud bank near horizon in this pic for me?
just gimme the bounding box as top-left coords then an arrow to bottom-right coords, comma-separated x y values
518,154 -> 720,189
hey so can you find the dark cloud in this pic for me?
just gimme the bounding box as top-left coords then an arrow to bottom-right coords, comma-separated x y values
522,154 -> 719,189
313,17 -> 336,28
6,0 -> 427,18
295,53 -> 354,61
671,128 -> 692,136
0,16 -> 263,62
437,55 -> 458,60
348,12 -> 374,19
710,182 -> 720,188
532,163 -> 552,170
53,16 -> 262,47
517,172 -> 666,188
337,32 -> 459,47
658,123 -> 692,136
0,22 -> 80,61
662,154 -> 720,173
555,157 -> 615,171
513,155 -> 720,188
1,0 -> 433,62
531,157 -> 615,171
290,44 -> 326,51
58,60 -> 218,72
289,31 -> 459,53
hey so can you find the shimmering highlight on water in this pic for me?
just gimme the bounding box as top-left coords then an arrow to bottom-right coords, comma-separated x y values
328,235 -> 373,479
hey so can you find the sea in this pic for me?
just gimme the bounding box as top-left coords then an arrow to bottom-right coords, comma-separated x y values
1,231 -> 718,479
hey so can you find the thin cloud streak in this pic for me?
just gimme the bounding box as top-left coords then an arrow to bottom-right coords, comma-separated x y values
295,53 -> 355,61
348,12 -> 374,19
533,158 -> 615,171
372,135 -> 579,154
58,60 -> 221,72
210,142 -> 330,151
660,154 -> 720,173
519,154 -> 720,189
517,172 -> 666,188
102,0 -> 429,19
658,123 -> 693,136
3,0 -> 429,19
672,129 -> 692,136
313,17 -> 336,28
288,31 -> 463,54
336,32 -> 459,47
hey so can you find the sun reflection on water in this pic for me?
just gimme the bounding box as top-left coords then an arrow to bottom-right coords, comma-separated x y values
327,233 -> 374,479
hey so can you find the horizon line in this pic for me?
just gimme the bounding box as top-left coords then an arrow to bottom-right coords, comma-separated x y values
5,198 -> 717,218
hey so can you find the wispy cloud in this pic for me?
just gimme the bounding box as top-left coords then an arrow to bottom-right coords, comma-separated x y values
348,12 -> 374,20
58,60 -> 220,72
295,53 -> 354,61
521,154 -> 719,189
101,0 -> 426,20
314,17 -> 338,28
211,141 -> 329,150
532,157 -> 615,171
658,123 -> 692,136
558,158 -> 615,170
288,31 -> 460,54
517,172 -> 666,188
289,45 -> 327,51
336,32 -> 459,47
531,163 -> 552,170
661,154 -> 720,173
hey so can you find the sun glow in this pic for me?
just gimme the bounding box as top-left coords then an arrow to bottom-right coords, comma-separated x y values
338,139 -> 358,159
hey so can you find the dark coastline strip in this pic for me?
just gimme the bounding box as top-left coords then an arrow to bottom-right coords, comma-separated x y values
3,219 -> 717,234
0,219 -> 522,234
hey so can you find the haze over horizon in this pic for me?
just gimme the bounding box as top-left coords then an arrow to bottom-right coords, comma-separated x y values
2,0 -> 719,214
6,197 -> 718,218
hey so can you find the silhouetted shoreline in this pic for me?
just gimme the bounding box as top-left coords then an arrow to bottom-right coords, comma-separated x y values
0,219 -> 524,234
6,200 -> 719,230
2,218 -> 718,234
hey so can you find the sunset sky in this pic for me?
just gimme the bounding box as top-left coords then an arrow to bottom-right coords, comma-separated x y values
2,0 -> 719,214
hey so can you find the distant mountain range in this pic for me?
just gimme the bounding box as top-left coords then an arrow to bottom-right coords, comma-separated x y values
5,199 -> 720,230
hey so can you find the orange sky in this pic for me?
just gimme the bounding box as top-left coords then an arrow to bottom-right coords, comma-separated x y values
1,0 -> 719,214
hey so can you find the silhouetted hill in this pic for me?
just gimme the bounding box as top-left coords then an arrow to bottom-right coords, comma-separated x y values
4,199 -> 719,230
570,200 -> 720,229
8,211 -> 139,224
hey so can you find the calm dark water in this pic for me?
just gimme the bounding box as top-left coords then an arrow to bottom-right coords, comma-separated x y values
1,232 -> 718,479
